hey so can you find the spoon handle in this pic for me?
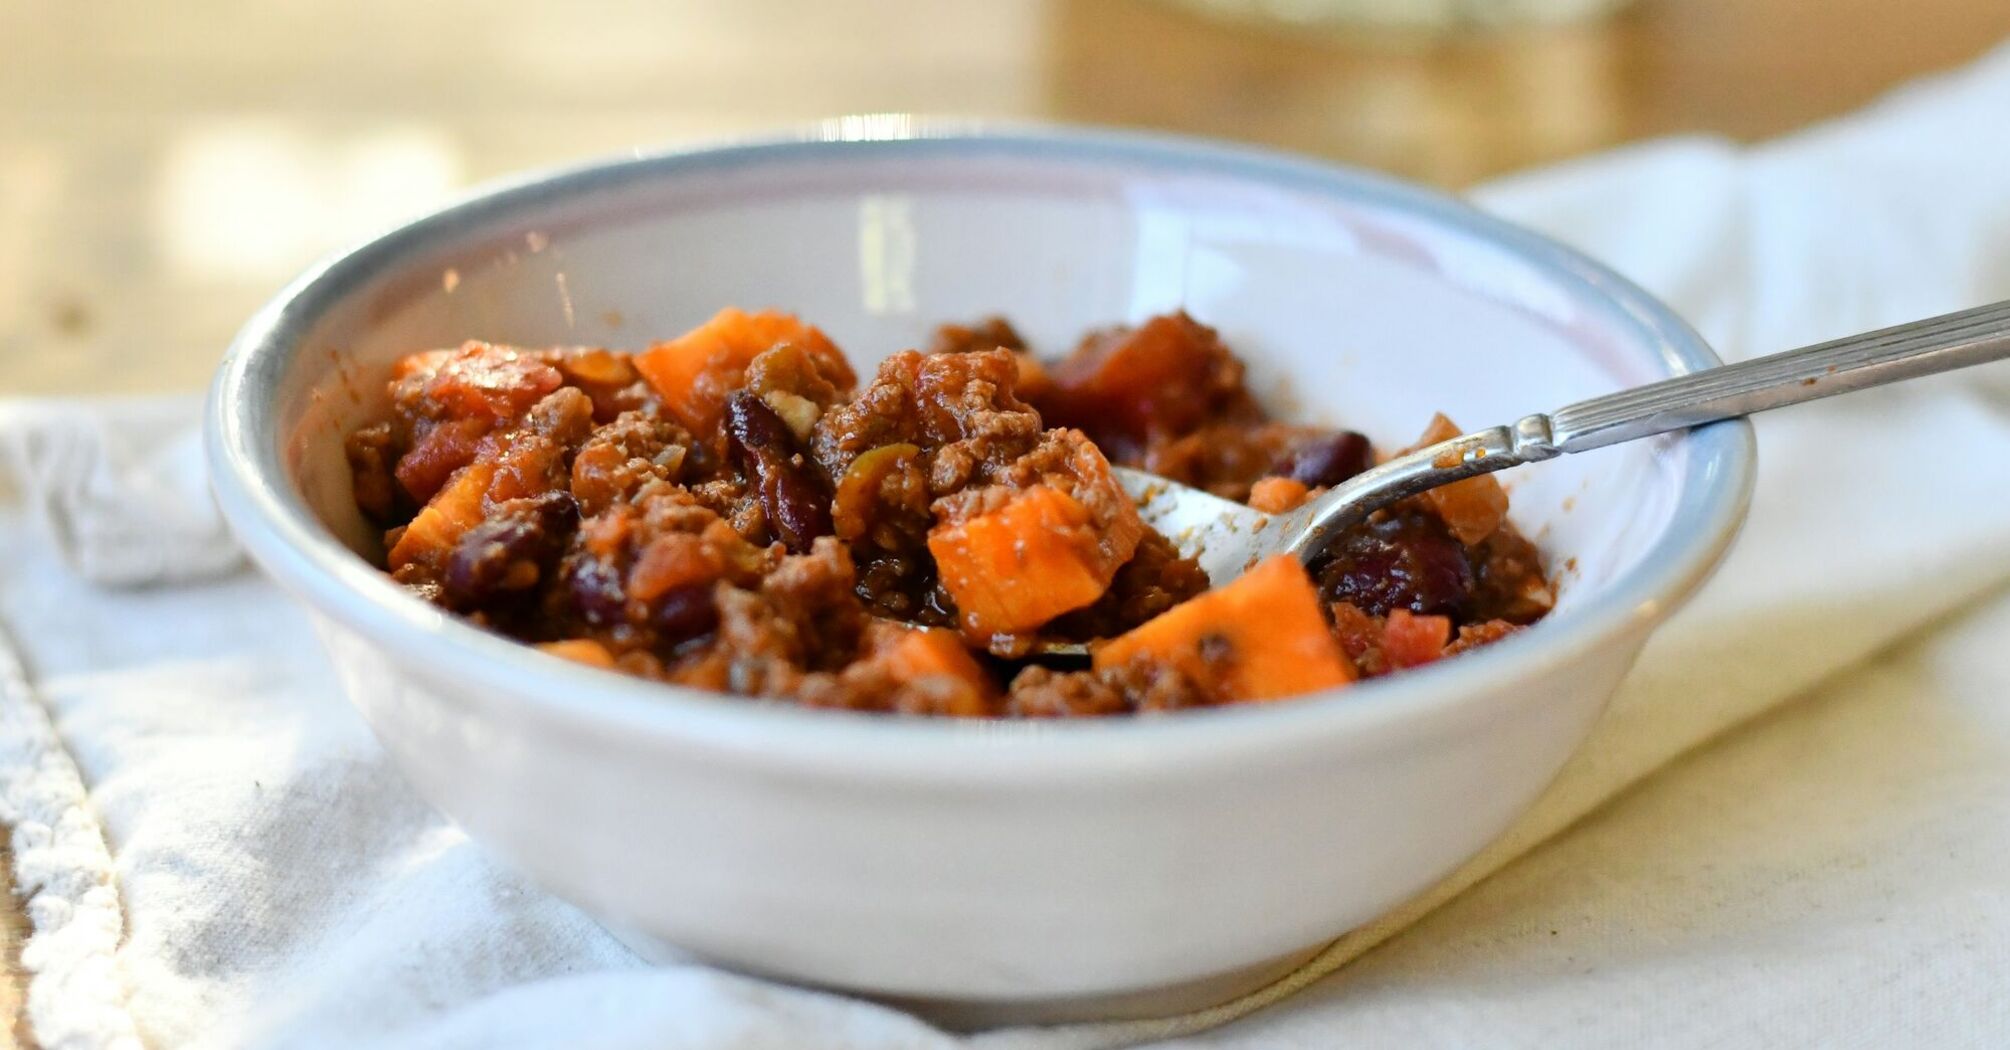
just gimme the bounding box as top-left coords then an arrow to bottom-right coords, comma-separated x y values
1546,298 -> 2010,453
1277,299 -> 2010,567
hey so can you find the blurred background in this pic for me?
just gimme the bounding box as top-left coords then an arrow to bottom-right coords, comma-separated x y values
5,0 -> 2009,397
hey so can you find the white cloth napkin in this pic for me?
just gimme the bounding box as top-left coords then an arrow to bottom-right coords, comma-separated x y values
6,42 -> 2010,1050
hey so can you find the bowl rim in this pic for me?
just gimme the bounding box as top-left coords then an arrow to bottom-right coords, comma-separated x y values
205,119 -> 1757,779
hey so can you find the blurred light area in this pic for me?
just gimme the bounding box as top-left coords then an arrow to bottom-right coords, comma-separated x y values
858,196 -> 918,314
12,1 -> 1048,120
158,123 -> 462,281
0,150 -> 61,355
1126,210 -> 1198,320
1155,0 -> 1637,31
6,0 -> 2009,398
819,114 -> 924,143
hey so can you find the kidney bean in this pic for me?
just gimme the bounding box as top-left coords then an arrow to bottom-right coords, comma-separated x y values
725,391 -> 832,553
1275,430 -> 1372,489
655,584 -> 720,646
444,490 -> 578,610
566,555 -> 628,627
1315,511 -> 1475,619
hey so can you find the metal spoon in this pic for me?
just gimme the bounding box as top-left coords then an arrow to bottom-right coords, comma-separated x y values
1042,298 -> 2010,656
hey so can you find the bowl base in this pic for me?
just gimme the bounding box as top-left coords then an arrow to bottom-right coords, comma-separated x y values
607,920 -> 1325,1031
882,942 -> 1325,1031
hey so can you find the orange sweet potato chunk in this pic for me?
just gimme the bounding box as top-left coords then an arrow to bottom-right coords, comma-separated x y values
1248,475 -> 1310,513
1040,313 -> 1238,454
869,624 -> 997,699
536,639 -> 618,669
1382,608 -> 1452,669
633,308 -> 856,435
1094,555 -> 1354,703
386,459 -> 495,571
1407,413 -> 1508,546
928,485 -> 1124,638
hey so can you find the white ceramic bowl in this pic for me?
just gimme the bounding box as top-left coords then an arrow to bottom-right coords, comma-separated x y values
206,122 -> 1754,1024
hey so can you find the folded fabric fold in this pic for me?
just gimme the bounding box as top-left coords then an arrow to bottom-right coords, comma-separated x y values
3,39 -> 2009,1050
0,397 -> 241,588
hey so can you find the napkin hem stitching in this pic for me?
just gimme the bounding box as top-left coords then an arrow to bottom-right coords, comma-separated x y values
0,618 -> 144,1050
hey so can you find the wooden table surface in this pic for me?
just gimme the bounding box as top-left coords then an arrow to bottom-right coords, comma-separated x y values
4,0 -> 2008,1044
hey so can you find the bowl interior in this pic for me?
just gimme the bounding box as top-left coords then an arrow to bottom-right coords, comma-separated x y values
273,134 -> 1699,640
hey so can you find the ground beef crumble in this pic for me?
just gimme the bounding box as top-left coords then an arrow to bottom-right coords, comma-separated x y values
348,309 -> 1552,717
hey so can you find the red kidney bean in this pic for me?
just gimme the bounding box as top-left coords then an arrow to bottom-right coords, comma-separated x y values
444,490 -> 578,610
566,551 -> 630,628
1316,511 -> 1475,619
1276,430 -> 1372,489
725,391 -> 832,553
655,584 -> 720,646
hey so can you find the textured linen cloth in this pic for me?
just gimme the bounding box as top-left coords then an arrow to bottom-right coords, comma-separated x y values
5,43 -> 2010,1049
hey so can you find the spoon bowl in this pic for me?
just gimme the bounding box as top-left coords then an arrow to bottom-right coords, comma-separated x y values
1019,299 -> 2010,659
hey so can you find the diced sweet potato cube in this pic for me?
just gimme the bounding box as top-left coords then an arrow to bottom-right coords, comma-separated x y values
1095,555 -> 1354,703
1327,601 -> 1381,667
1052,314 -> 1193,400
868,623 -> 997,700
537,639 -> 617,669
387,459 -> 495,571
1382,608 -> 1452,669
1248,475 -> 1310,513
929,485 -> 1124,638
633,308 -> 856,435
1406,413 -> 1508,546
1039,313 -> 1249,457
